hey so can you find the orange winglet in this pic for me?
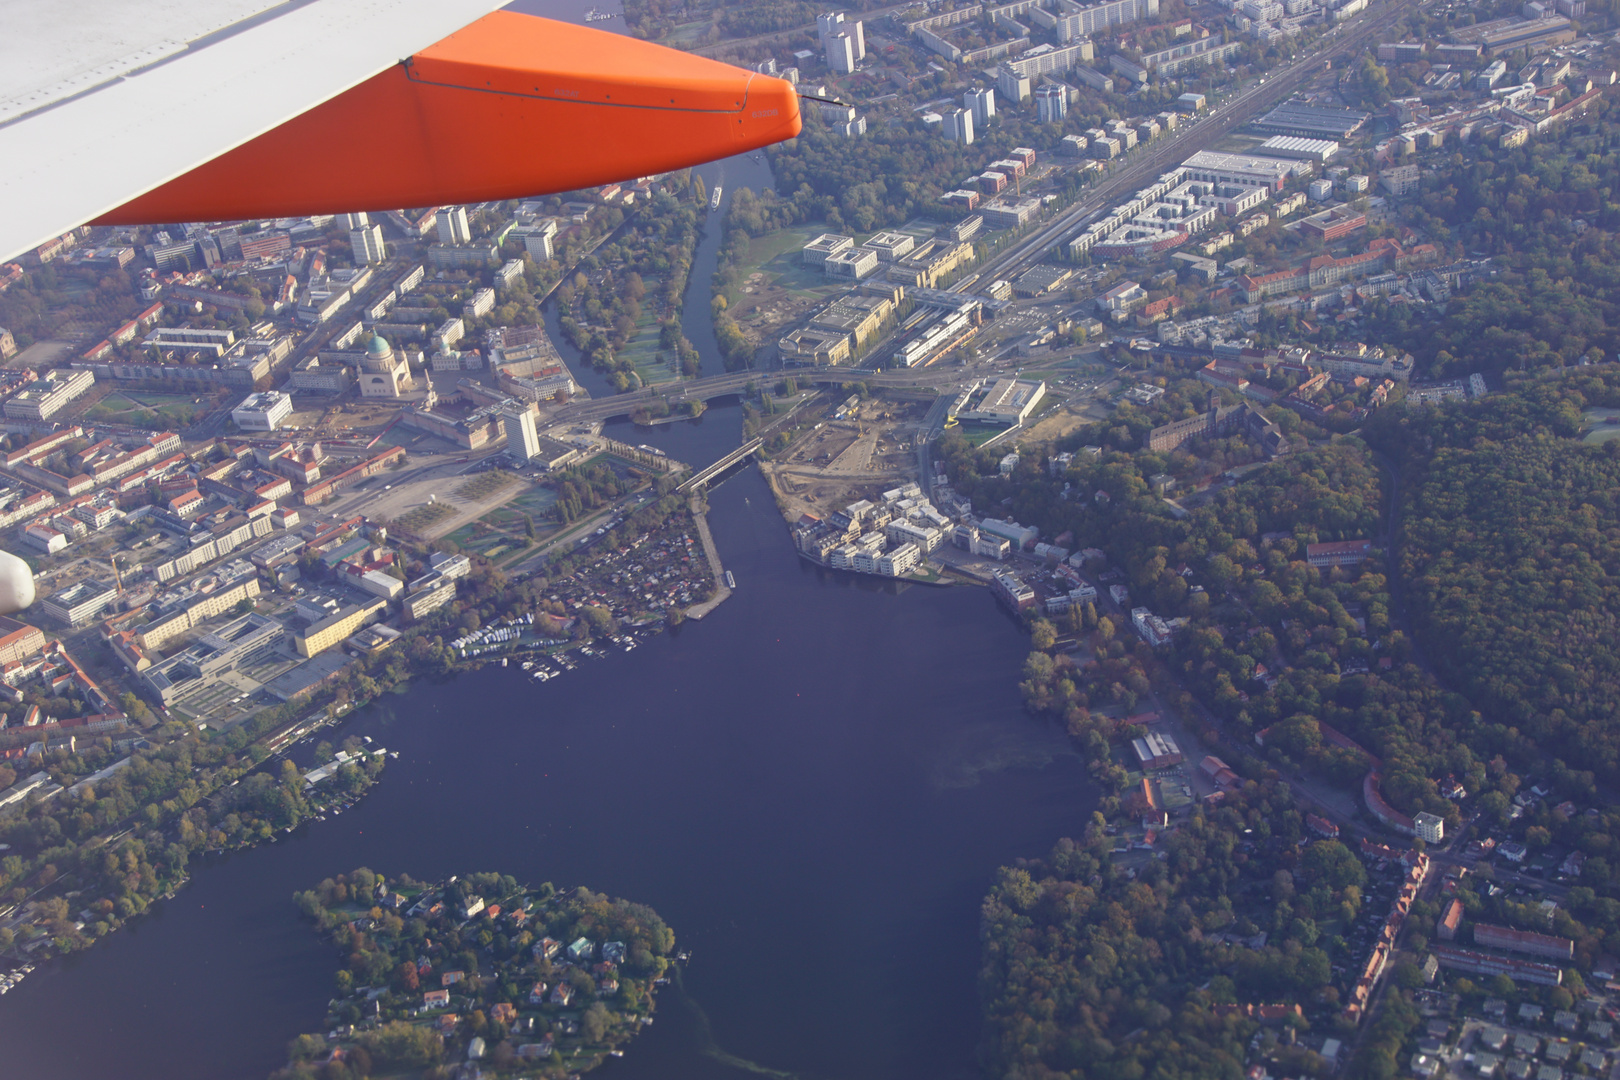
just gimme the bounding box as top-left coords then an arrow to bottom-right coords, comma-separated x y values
97,11 -> 800,223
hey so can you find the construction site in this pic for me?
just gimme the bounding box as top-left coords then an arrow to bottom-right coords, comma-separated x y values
760,393 -> 933,524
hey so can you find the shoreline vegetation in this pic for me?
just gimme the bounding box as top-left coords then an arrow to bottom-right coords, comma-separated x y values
554,172 -> 707,391
972,366 -> 1620,1080
0,482 -> 718,982
274,870 -> 677,1080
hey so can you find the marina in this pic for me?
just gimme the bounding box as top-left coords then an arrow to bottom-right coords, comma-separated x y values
0,462 -> 1094,1080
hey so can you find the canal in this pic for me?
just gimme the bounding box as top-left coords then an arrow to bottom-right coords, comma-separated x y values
545,147 -> 777,405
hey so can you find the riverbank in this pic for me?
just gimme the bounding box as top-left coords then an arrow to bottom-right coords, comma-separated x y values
794,549 -> 952,586
0,728 -> 389,977
0,461 -> 1094,1080
0,480 -> 721,983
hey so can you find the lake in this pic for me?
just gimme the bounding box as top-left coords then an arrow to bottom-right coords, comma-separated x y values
0,21 -> 1096,1072
0,452 -> 1094,1080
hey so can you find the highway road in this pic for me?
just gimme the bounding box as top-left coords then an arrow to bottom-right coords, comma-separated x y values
960,0 -> 1424,290
538,362 -> 984,425
546,0 -> 1424,432
337,0 -> 1433,444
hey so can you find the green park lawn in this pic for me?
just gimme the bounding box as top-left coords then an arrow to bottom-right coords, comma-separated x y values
615,292 -> 678,388
85,389 -> 205,429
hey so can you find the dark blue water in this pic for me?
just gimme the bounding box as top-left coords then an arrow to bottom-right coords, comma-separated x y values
0,9 -> 1099,1076
0,447 -> 1093,1080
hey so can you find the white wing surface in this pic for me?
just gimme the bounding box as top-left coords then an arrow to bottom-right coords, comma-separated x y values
0,0 -> 505,262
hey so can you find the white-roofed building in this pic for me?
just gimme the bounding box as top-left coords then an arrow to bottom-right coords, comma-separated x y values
231,390 -> 294,431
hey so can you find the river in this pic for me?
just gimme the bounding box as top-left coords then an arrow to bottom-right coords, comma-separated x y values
0,456 -> 1094,1080
546,149 -> 777,403
0,11 -> 1097,1076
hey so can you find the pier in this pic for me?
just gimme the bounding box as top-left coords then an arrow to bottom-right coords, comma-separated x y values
683,495 -> 731,620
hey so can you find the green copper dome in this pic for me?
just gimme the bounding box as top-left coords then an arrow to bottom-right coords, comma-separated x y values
366,335 -> 391,356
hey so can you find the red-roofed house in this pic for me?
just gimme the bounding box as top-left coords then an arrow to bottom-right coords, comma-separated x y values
1437,898 -> 1463,941
1306,539 -> 1372,568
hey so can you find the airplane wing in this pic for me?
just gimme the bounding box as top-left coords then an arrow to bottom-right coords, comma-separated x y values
0,0 -> 801,262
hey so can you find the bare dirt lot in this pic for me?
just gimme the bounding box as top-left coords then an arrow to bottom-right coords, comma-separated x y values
762,397 -> 929,522
282,396 -> 413,439
729,272 -> 828,349
336,465 -> 530,542
8,339 -> 78,370
1019,399 -> 1112,446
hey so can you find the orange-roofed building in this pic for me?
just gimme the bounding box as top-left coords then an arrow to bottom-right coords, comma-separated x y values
1437,898 -> 1463,941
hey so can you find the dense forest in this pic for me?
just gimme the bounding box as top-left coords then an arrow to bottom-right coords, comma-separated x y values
988,432 -> 1474,830
980,786 -> 1343,1080
1353,98 -> 1620,378
0,263 -> 143,350
982,365 -> 1620,1080
1369,369 -> 1620,779
934,420 -> 1379,619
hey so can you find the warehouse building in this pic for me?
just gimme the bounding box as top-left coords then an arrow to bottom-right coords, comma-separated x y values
1182,150 -> 1304,192
141,613 -> 287,706
1258,135 -> 1340,162
957,378 -> 1046,424
1132,731 -> 1183,769
1251,101 -> 1370,139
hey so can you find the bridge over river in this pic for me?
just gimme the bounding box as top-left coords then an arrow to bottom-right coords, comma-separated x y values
539,366 -> 966,427
677,437 -> 764,493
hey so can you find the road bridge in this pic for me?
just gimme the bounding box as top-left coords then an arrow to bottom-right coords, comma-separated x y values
541,366 -> 960,429
530,0 -> 1418,438
543,370 -> 762,425
677,437 -> 764,493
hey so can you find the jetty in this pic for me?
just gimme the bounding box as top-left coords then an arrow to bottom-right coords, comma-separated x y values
683,495 -> 731,620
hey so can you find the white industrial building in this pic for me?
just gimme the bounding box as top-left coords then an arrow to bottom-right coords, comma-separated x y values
964,86 -> 996,128
823,247 -> 880,279
231,390 -> 294,432
463,287 -> 496,320
350,224 -> 387,264
943,107 -> 974,145
499,404 -> 541,460
1035,84 -> 1068,123
2,368 -> 95,420
959,378 -> 1046,424
1414,811 -> 1445,844
438,206 -> 472,244
1259,135 -> 1340,162
1181,149 -> 1306,191
803,233 -> 854,266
